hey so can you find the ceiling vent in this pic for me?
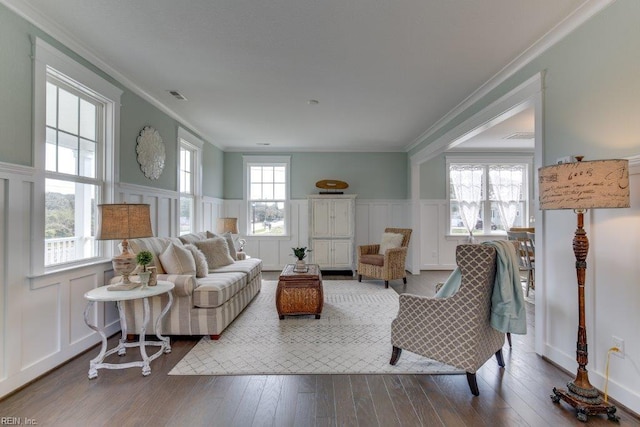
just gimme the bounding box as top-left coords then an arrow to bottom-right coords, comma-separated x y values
504,132 -> 534,140
168,90 -> 187,101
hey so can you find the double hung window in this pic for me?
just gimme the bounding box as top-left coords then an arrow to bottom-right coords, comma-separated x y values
447,158 -> 531,236
178,128 -> 203,235
244,156 -> 290,236
35,38 -> 121,270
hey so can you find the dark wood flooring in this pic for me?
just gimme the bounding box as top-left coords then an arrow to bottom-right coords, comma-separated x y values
1,271 -> 638,426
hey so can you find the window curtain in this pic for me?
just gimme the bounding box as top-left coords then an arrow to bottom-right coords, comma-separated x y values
450,165 -> 483,242
489,165 -> 524,231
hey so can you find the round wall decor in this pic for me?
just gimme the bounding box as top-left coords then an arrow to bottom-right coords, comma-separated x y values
136,126 -> 165,180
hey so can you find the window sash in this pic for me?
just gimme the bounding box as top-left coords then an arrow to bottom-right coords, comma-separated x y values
448,161 -> 529,235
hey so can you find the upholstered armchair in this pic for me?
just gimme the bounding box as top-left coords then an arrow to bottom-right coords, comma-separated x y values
357,228 -> 412,288
389,244 -> 506,396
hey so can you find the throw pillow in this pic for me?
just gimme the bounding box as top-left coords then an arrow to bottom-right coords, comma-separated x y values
159,243 -> 197,275
184,244 -> 208,278
378,232 -> 404,255
221,232 -> 237,260
194,237 -> 235,269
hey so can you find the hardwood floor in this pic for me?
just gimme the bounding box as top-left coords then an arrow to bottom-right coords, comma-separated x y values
1,271 -> 638,426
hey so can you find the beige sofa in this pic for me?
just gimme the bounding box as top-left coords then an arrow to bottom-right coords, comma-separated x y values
120,232 -> 262,339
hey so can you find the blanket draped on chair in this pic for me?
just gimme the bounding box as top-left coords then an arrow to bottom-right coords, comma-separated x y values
434,240 -> 527,334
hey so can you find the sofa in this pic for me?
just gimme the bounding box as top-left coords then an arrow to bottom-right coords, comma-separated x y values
119,231 -> 262,339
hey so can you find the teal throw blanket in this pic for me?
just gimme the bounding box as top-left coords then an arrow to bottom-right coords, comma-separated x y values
434,240 -> 527,334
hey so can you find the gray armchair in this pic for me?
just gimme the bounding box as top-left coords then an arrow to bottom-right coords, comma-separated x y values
389,244 -> 506,395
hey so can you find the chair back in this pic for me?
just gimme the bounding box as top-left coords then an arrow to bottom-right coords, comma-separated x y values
455,244 -> 497,320
384,228 -> 412,247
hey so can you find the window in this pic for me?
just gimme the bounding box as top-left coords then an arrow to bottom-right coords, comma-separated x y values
447,157 -> 531,236
34,38 -> 121,271
178,128 -> 203,235
244,156 -> 290,236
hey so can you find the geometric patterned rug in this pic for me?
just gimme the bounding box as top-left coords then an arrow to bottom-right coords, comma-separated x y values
169,280 -> 462,375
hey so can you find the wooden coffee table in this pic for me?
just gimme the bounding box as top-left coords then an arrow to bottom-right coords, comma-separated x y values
276,264 -> 323,319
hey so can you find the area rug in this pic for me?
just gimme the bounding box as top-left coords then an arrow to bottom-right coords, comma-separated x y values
169,280 -> 462,375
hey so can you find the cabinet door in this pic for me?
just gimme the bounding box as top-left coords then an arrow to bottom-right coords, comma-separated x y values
332,199 -> 352,237
311,240 -> 332,266
332,240 -> 353,267
311,199 -> 332,237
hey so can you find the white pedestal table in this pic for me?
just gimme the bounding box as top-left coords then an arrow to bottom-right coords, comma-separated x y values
83,281 -> 174,378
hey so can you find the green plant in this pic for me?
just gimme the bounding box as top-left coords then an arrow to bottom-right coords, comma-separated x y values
291,247 -> 311,261
135,250 -> 153,271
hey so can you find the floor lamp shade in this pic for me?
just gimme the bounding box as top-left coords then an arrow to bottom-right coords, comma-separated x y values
217,217 -> 239,234
539,159 -> 630,210
97,204 -> 153,289
539,158 -> 629,422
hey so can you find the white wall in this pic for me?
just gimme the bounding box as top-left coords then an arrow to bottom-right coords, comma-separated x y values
540,159 -> 640,412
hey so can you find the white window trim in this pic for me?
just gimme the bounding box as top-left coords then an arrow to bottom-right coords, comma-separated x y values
445,155 -> 533,237
177,127 -> 204,233
243,155 -> 291,238
33,37 -> 122,275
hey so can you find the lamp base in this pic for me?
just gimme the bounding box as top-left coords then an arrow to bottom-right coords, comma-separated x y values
551,384 -> 618,422
108,281 -> 141,291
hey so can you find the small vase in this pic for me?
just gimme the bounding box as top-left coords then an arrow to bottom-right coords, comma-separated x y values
138,271 -> 151,289
294,259 -> 307,272
147,266 -> 157,286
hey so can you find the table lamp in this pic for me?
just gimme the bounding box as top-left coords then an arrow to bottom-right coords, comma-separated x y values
217,217 -> 246,251
539,157 -> 629,422
97,203 -> 153,291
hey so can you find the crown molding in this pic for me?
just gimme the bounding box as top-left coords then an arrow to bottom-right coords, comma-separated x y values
1,0 -> 221,150
405,0 -> 616,153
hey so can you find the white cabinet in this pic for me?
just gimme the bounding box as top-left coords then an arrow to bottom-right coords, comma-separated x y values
308,195 -> 356,272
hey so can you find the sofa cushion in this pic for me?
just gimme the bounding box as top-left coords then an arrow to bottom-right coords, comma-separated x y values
208,257 -> 263,281
128,237 -> 178,274
221,232 -> 237,260
379,232 -> 404,254
184,244 -> 208,278
159,243 -> 196,275
193,272 -> 247,308
194,237 -> 235,269
178,231 -> 209,245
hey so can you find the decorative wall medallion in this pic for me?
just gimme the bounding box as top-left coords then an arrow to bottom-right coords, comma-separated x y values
136,126 -> 165,180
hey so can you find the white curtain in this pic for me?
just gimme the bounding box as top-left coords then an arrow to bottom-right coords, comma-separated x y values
489,165 -> 524,231
450,165 -> 483,242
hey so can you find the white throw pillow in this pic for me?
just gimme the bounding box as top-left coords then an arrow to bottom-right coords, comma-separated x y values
221,232 -> 237,260
194,237 -> 235,269
379,232 -> 404,254
184,244 -> 209,278
159,243 -> 197,275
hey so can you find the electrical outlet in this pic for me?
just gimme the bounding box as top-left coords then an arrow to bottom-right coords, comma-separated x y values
612,336 -> 625,358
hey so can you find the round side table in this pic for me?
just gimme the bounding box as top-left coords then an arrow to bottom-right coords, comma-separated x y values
83,281 -> 174,378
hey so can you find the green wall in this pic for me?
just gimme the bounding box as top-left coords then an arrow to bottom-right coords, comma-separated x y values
412,0 -> 640,189
0,4 -> 224,196
224,152 -> 408,199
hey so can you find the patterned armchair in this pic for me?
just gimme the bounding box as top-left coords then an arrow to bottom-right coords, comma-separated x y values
389,244 -> 506,396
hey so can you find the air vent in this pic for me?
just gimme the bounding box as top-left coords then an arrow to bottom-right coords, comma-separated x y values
168,90 -> 187,101
504,132 -> 534,140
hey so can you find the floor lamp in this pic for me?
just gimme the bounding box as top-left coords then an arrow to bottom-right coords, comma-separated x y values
539,158 -> 629,422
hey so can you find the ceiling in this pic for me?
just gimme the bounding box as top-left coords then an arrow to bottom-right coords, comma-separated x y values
6,0 -> 590,152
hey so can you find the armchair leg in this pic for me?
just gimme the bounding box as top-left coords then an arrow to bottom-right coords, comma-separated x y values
403,277 -> 407,284
358,274 -> 362,282
466,372 -> 480,396
495,349 -> 505,367
390,346 -> 402,365
384,280 -> 389,288
506,333 -> 512,348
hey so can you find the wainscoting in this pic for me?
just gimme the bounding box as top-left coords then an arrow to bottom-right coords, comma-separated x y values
0,169 -> 461,398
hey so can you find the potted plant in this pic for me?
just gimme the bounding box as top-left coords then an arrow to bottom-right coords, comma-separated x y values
136,250 -> 153,288
291,247 -> 311,272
